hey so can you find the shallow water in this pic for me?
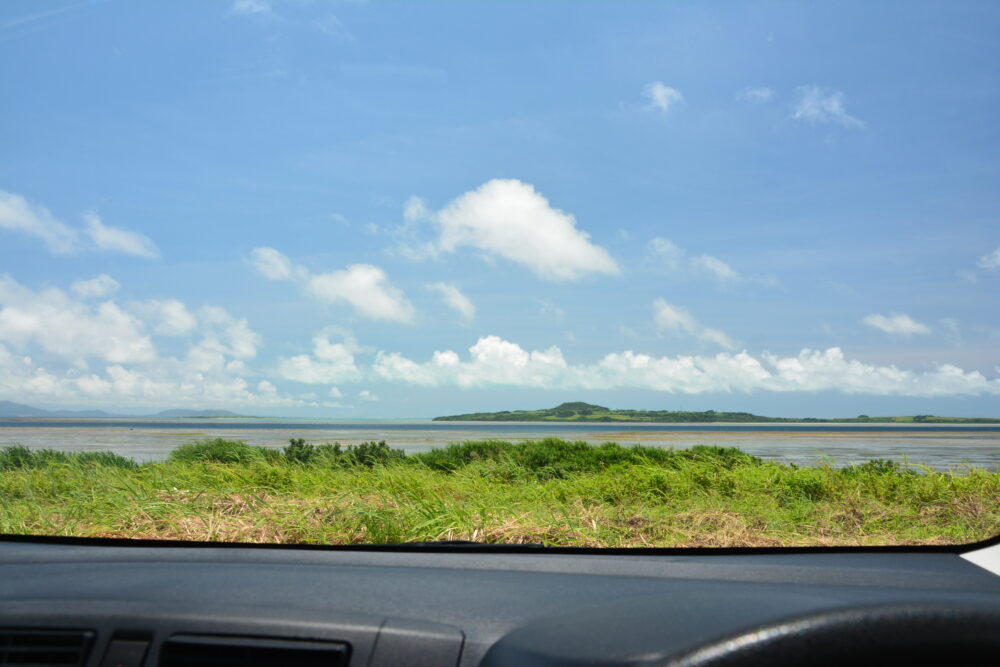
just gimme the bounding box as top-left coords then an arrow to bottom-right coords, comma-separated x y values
1,419 -> 998,471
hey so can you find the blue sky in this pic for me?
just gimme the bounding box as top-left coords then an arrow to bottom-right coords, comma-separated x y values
1,0 -> 998,417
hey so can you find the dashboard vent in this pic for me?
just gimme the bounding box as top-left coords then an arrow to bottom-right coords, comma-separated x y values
0,629 -> 93,667
160,634 -> 349,667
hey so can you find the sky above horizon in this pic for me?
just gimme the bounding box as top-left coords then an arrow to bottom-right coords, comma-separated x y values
1,0 -> 999,418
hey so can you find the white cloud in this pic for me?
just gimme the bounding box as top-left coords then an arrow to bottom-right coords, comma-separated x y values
404,195 -> 430,222
230,0 -> 271,17
358,389 -> 378,401
792,86 -> 864,128
737,86 -> 775,103
251,246 -> 296,280
71,274 -> 120,299
308,264 -> 415,323
1,192 -> 159,258
978,246 -> 1000,271
250,247 -> 415,323
328,387 -> 343,398
372,335 -> 1000,397
691,254 -> 739,282
0,274 -> 156,364
642,81 -> 684,112
314,14 -> 355,42
276,333 -> 362,384
84,213 -> 159,258
537,298 -> 566,320
427,282 -> 475,323
0,190 -> 78,253
647,237 -> 685,270
0,274 -> 328,410
647,238 -> 746,284
136,299 -> 198,336
653,299 -> 735,350
403,179 -> 619,282
863,313 -> 931,337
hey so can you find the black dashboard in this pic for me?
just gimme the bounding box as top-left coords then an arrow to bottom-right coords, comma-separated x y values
1,539 -> 998,666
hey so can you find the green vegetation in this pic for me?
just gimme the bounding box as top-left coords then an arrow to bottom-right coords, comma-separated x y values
433,402 -> 1000,423
1,439 -> 997,547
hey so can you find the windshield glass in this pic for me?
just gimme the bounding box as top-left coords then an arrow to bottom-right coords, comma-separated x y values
1,0 -> 998,548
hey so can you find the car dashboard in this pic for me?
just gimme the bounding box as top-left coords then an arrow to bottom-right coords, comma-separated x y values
1,539 -> 998,667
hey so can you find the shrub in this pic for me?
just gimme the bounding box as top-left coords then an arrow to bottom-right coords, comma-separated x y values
0,446 -> 138,470
168,439 -> 268,464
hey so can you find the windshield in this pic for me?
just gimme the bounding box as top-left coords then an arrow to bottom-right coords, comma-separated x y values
1,0 -> 997,549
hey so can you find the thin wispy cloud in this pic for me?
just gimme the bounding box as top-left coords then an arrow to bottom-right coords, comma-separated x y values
0,191 -> 159,259
863,313 -> 931,337
314,14 -> 355,42
641,81 -> 684,113
653,299 -> 735,350
792,86 -> 864,128
737,86 -> 775,103
977,246 -> 1000,271
229,0 -> 272,17
427,282 -> 475,323
85,213 -> 159,259
647,237 -> 755,286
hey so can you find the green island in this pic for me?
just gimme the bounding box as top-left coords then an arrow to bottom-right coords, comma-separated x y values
2,438 -> 996,547
433,402 -> 1000,423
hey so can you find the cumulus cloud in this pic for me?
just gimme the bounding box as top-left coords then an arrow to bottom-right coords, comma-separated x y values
373,335 -> 1000,397
642,81 -> 684,112
653,299 -> 735,350
135,299 -> 198,336
737,86 -> 775,103
978,246 -> 1000,271
308,265 -> 415,323
276,333 -> 362,385
0,190 -> 79,253
792,86 -> 864,128
250,246 -> 415,323
401,179 -> 619,282
0,274 -> 155,364
863,313 -> 931,337
358,389 -> 378,401
71,274 -> 120,299
250,246 -> 297,280
427,282 -> 475,323
0,275 -> 318,409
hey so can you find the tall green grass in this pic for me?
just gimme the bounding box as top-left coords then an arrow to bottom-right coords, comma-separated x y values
0,439 -> 996,547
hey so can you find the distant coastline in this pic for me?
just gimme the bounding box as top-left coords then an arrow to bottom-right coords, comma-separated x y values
432,402 -> 1000,424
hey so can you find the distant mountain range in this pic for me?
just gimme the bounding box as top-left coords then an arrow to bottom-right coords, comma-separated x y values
0,400 -> 247,419
433,402 -> 1000,424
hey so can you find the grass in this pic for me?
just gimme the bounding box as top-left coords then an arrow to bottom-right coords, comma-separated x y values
0,438 -> 997,548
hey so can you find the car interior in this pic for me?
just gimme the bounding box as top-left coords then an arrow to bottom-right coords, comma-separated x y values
2,536 -> 998,666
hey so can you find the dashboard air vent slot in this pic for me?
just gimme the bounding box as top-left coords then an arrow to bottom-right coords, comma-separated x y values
0,629 -> 93,667
159,634 -> 349,667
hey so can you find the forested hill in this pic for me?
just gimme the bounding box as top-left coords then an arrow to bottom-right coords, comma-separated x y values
432,402 -> 1000,423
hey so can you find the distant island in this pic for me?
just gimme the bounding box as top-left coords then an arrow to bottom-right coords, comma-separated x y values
0,401 -> 251,420
433,402 -> 1000,424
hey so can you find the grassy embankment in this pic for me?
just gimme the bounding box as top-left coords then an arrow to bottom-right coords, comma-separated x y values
1,438 -> 997,547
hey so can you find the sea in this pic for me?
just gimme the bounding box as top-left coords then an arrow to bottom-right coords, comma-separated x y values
1,419 -> 999,472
